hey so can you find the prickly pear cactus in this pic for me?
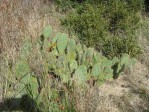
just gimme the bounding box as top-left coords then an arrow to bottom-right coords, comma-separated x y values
69,60 -> 78,72
5,25 -> 137,112
40,25 -> 137,87
36,25 -> 138,87
91,63 -> 102,77
41,25 -> 52,51
112,53 -> 137,79
57,33 -> 68,54
15,60 -> 30,79
74,65 -> 87,85
43,25 -> 52,39
67,39 -> 77,61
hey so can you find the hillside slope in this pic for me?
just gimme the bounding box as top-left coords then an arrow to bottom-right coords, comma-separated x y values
0,0 -> 149,112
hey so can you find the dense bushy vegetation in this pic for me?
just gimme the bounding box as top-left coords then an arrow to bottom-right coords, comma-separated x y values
61,0 -> 144,58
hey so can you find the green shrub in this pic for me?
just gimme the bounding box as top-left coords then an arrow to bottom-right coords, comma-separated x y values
62,0 -> 143,59
54,0 -> 79,12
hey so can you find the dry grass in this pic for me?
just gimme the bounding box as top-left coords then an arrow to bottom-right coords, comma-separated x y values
0,0 -> 61,102
0,0 -> 61,59
74,60 -> 149,112
0,0 -> 149,112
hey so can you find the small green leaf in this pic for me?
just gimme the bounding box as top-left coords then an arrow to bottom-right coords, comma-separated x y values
93,52 -> 102,64
15,60 -> 30,78
29,77 -> 39,98
69,60 -> 78,71
67,39 -> 76,51
106,73 -> 113,79
74,65 -> 87,84
130,58 -> 137,66
52,33 -> 60,44
76,43 -> 82,53
43,25 -> 52,39
57,33 -> 68,53
20,73 -> 31,85
91,63 -> 102,77
86,48 -> 94,59
120,53 -> 130,66
67,51 -> 76,61
98,73 -> 105,81
102,60 -> 112,68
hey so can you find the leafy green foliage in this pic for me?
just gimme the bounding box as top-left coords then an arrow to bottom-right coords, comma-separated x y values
54,0 -> 79,12
62,0 -> 143,58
